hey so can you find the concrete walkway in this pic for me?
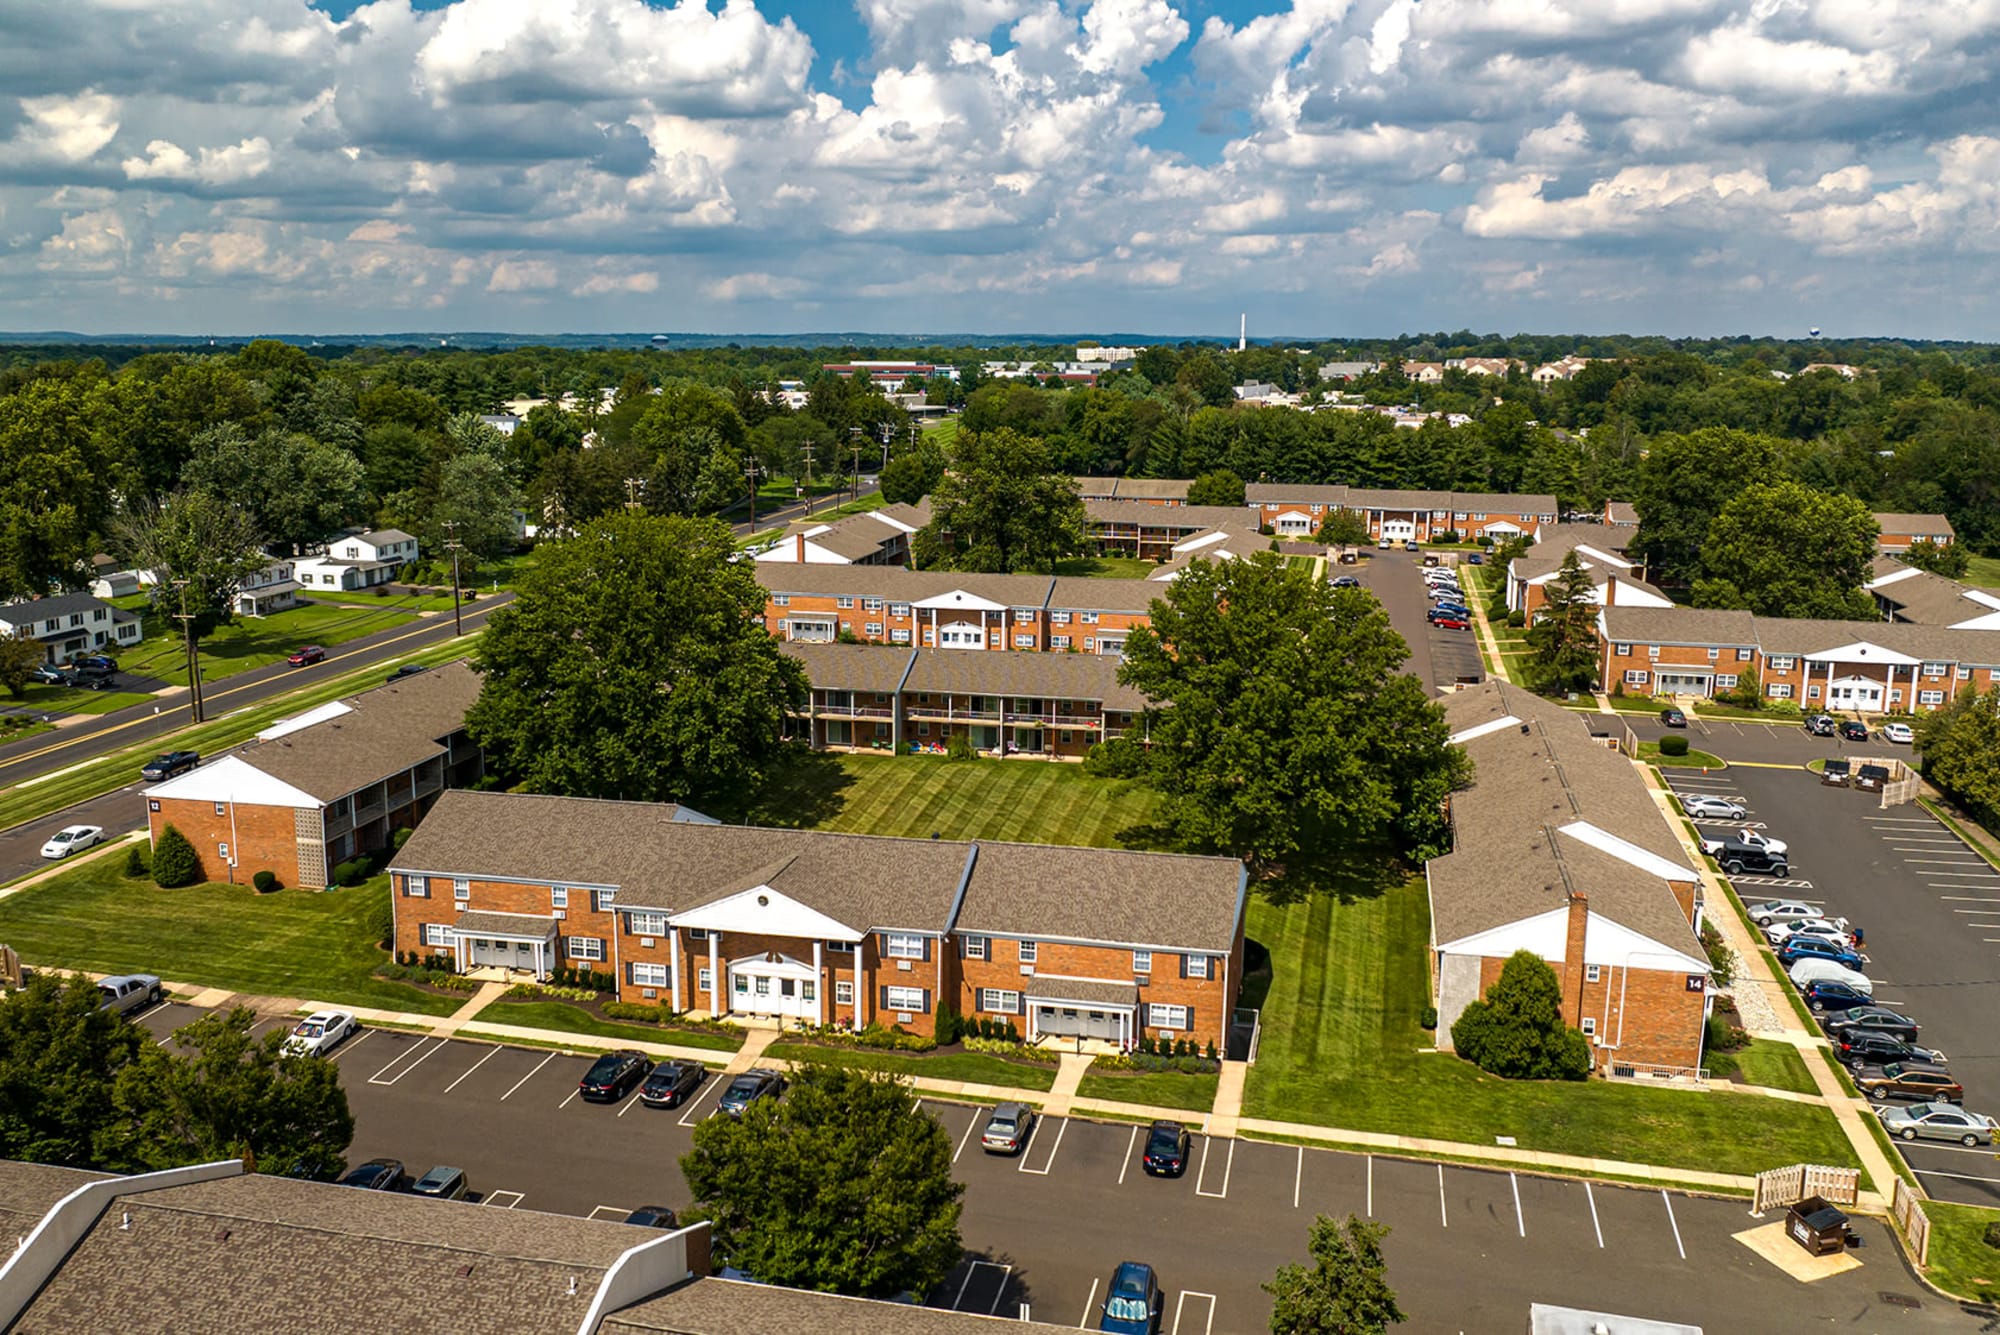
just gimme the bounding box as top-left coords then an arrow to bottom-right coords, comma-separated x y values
1206,1059 -> 1246,1137
434,981 -> 507,1038
1464,576 -> 1512,683
1040,1052 -> 1092,1117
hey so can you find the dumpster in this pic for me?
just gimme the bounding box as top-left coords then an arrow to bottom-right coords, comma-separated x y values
1821,758 -> 1852,787
1786,1197 -> 1852,1256
1855,763 -> 1889,792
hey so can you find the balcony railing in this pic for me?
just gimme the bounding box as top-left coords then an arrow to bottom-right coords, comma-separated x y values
810,703 -> 897,719
904,704 -> 1002,722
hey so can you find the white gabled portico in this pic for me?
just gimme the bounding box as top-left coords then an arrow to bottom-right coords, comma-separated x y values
914,589 -> 1007,650
669,881 -> 865,1026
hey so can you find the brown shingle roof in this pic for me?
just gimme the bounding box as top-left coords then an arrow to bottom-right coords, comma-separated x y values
956,841 -> 1244,954
1025,977 -> 1140,1007
0,1161 -> 104,1242
1046,577 -> 1158,613
604,1276 -> 1078,1334
1083,500 -> 1249,532
1598,606 -> 1760,647
394,791 -> 711,890
1750,616 -> 2000,665
1605,501 -> 1639,525
1109,478 -> 1193,501
755,565 -> 1056,608
1245,483 -> 1349,506
453,909 -> 557,937
780,641 -> 917,694
902,649 -> 1147,710
1872,512 -> 1955,539
1532,523 -> 1632,559
1868,566 -> 2000,626
234,659 -> 482,804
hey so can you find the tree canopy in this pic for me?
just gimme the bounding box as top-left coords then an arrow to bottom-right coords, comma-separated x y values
1264,1214 -> 1405,1335
1629,428 -> 1791,590
915,428 -> 1087,573
1117,554 -> 1471,881
1186,468 -> 1246,507
467,513 -> 807,809
1692,480 -> 1878,619
112,489 -> 269,633
680,1065 -> 963,1299
1524,550 -> 1601,695
1449,950 -> 1590,1081
1915,685 -> 2000,831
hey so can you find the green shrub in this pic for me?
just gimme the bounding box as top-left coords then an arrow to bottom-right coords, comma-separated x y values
1983,1221 -> 2000,1251
1506,610 -> 1526,628
933,1002 -> 964,1044
123,845 -> 148,879
1477,535 -> 1494,547
961,1036 -> 1057,1064
1704,1012 -> 1748,1054
392,827 -> 415,849
151,824 -> 202,888
1418,1005 -> 1438,1030
1002,1020 -> 1020,1043
1449,950 -> 1590,1081
331,860 -> 363,887
946,732 -> 977,762
1083,736 -> 1147,778
1659,735 -> 1690,757
251,869 -> 280,893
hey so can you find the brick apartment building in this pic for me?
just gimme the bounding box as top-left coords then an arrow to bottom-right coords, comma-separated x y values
755,566 -> 1157,656
1505,524 -> 1671,618
1871,512 -> 1956,554
143,662 -> 484,888
1075,477 -> 1192,506
391,790 -> 1247,1049
1244,484 -> 1558,544
1428,682 -> 1710,1073
750,502 -> 930,566
1598,606 -> 2000,712
781,641 -> 1147,757
1084,500 -> 1253,560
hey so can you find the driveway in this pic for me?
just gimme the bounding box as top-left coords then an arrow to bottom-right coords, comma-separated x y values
1350,553 -> 1480,695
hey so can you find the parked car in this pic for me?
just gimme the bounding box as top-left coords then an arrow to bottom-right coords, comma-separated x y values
385,663 -> 429,682
622,1206 -> 679,1228
338,1159 -> 408,1191
1699,828 -> 1788,858
1881,722 -> 1914,744
96,973 -> 163,1015
69,658 -> 117,680
1787,958 -> 1870,992
1879,1102 -> 1997,1147
1805,714 -> 1838,737
1826,1006 -> 1918,1041
1776,936 -> 1864,971
1097,1261 -> 1163,1335
1427,608 -> 1469,626
1857,1062 -> 1963,1103
1839,719 -> 1868,742
1747,899 -> 1821,928
1431,615 -> 1470,631
1711,840 -> 1790,879
140,750 -> 200,781
1141,1120 -> 1192,1177
40,824 -> 105,859
1330,575 -> 1360,589
1659,706 -> 1687,728
1467,553 -> 1485,565
284,1010 -> 358,1057
1855,763 -> 1891,792
71,674 -> 116,691
981,1102 -> 1036,1155
410,1165 -> 469,1200
29,663 -> 69,685
1765,918 -> 1853,949
287,645 -> 326,666
578,1049 -> 652,1102
1820,757 -> 1852,787
1680,793 -> 1747,820
638,1061 -> 707,1109
1403,540 -> 1420,552
1800,980 -> 1877,1015
716,1069 -> 786,1116
1834,1032 -> 1943,1068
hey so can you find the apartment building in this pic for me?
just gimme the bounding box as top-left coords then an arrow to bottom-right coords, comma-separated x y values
0,592 -> 143,664
755,566 -> 1155,656
751,502 -> 930,566
1075,477 -> 1192,506
1085,499 -> 1251,559
1244,484 -> 1558,544
1505,525 -> 1671,618
1867,556 -> 2000,630
1871,512 -> 1956,554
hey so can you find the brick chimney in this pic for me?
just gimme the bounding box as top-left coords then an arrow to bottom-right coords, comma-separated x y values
1561,891 -> 1590,1023
795,532 -> 806,561
1603,573 -> 1618,606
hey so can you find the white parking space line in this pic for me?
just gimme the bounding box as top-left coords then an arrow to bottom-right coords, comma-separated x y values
440,1044 -> 496,1091
1076,1277 -> 1099,1329
1511,1173 -> 1525,1237
500,1052 -> 555,1101
1438,1165 -> 1448,1228
1194,1137 -> 1234,1199
1914,1167 -> 2000,1186
588,1205 -> 630,1222
368,1036 -> 447,1086
1894,1140 -> 2000,1159
483,1190 -> 523,1208
1117,1126 -> 1138,1185
1585,1182 -> 1604,1248
1018,1117 -> 1067,1175
1171,1291 -> 1217,1335
1294,1146 -> 1303,1209
1661,1192 -> 1685,1260
1905,858 -> 1991,865
1940,896 -> 2000,902
677,1074 -> 725,1126
617,1088 -> 647,1118
1921,871 -> 1999,879
328,1031 -> 376,1062
559,1086 -> 583,1110
952,1113 -> 980,1164
952,1261 -> 1012,1314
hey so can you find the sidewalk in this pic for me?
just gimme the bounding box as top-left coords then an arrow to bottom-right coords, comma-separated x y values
1040,1052 -> 1091,1117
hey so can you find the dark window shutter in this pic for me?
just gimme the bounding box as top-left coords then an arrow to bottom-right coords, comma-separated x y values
922,936 -> 932,963
921,989 -> 931,1014
879,985 -> 891,1010
1179,953 -> 1189,979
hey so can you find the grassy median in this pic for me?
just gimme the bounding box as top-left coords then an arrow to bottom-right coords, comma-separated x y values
765,1041 -> 1060,1092
472,998 -> 742,1052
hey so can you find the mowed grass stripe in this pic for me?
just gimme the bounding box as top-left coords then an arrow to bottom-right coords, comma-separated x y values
782,754 -> 1159,848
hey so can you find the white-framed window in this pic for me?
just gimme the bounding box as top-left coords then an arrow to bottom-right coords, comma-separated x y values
1133,950 -> 1152,974
836,596 -> 853,609
1014,634 -> 1036,648
630,962 -> 668,988
980,988 -> 1021,1014
1768,656 -> 1795,672
1920,689 -> 1945,705
1624,670 -> 1649,686
592,889 -> 615,913
1646,645 -> 1660,659
698,967 -> 713,992
1715,674 -> 1737,690
214,801 -> 226,816
863,598 -> 884,612
1706,647 -> 1720,661
772,595 -> 790,607
1148,1003 -> 1190,1030
422,922 -> 450,946
1615,643 -> 1630,657
1013,608 -> 1037,623
1051,611 -> 1071,626
551,886 -> 568,909
885,985 -> 926,1012
406,876 -> 428,898
1957,666 -> 1972,680
453,878 -> 470,901
1051,636 -> 1070,649
1084,638 -> 1095,650
1767,682 -> 1794,699
1923,662 -> 1948,678
962,935 -> 988,961
891,628 -> 911,643
917,721 -> 930,737
1081,612 -> 1100,625
890,603 -> 911,617
1807,685 -> 1820,699
1018,940 -> 1038,964
1185,954 -> 1211,979
1585,964 -> 1601,983
835,980 -> 854,1005
1581,1017 -> 1597,1036
627,911 -> 667,936
885,933 -> 925,959
866,622 -> 883,637
567,936 -> 604,962
1737,648 -> 1753,661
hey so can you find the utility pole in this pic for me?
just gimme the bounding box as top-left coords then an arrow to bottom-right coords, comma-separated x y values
801,441 -> 816,516
441,519 -> 465,638
743,459 -> 761,530
623,476 -> 647,511
850,441 -> 863,506
171,578 -> 204,724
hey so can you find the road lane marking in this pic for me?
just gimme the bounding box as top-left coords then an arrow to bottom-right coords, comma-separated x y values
1117,1126 -> 1138,1185
1077,1277 -> 1099,1329
1662,1192 -> 1685,1259
1019,1116 -> 1067,1175
1511,1172 -> 1525,1237
1438,1165 -> 1448,1228
1171,1291 -> 1216,1335
954,1112 -> 981,1164
1194,1137 -> 1234,1199
1294,1146 -> 1303,1210
500,1052 -> 555,1101
1585,1182 -> 1603,1248
440,1044 -> 497,1091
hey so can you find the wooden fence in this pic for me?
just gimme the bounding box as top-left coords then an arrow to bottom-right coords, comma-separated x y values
1752,1162 -> 1861,1214
1891,1178 -> 1931,1268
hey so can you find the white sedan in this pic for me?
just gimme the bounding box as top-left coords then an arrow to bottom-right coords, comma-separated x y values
283,1010 -> 358,1057
1766,918 -> 1854,949
40,825 -> 105,859
1881,722 -> 1914,744
1679,793 -> 1748,821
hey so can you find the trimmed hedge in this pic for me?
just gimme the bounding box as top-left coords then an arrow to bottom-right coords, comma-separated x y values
1659,735 -> 1691,757
252,869 -> 281,893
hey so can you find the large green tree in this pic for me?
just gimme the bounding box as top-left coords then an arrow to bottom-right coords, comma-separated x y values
1692,480 -> 1878,619
467,513 -> 806,809
1449,950 -> 1591,1081
1916,685 -> 2000,830
1628,428 -> 1791,590
182,426 -> 366,554
0,974 -> 144,1167
1117,554 -> 1471,879
916,428 -> 1087,573
112,489 -> 270,633
104,1008 -> 352,1179
1901,537 -> 1970,579
0,636 -> 46,697
681,1065 -> 963,1298
0,374 -> 117,599
1186,468 -> 1247,508
1524,550 -> 1601,694
1264,1214 -> 1405,1335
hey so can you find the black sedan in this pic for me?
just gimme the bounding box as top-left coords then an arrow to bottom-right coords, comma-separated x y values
1839,719 -> 1868,742
1836,1031 -> 1944,1068
1141,1120 -> 1191,1177
1659,706 -> 1687,728
578,1049 -> 653,1102
1827,1007 -> 1921,1042
623,1206 -> 679,1228
338,1158 -> 408,1191
715,1069 -> 786,1117
639,1061 -> 708,1109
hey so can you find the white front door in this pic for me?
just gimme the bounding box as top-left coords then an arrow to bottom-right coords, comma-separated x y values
1829,675 -> 1885,712
729,957 -> 818,1018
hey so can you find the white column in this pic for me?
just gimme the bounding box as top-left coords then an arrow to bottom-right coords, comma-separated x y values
669,929 -> 683,1014
709,932 -> 722,1020
813,940 -> 825,1026
855,942 -> 868,1029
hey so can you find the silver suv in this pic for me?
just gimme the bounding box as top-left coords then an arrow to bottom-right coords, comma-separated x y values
97,974 -> 163,1016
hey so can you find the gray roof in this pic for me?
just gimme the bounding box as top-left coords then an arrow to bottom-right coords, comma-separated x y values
1046,577 -> 1158,613
1532,523 -> 1631,559
358,528 -> 417,545
781,641 -> 917,694
1598,606 -> 1760,647
14,1171 -> 650,1335
0,591 -> 114,627
876,500 -> 933,529
1083,500 -> 1250,532
1750,616 -> 2000,664
1872,512 -> 1955,538
1318,361 -> 1379,379
1246,483 -> 1349,506
1429,682 -> 1701,955
1605,501 -> 1639,524
1445,491 -> 1558,515
604,1276 -> 1077,1334
453,909 -> 557,938
395,791 -> 727,890
238,660 -> 483,803
1074,476 -> 1124,497
1110,478 -> 1192,501
902,649 -> 1148,711
956,841 -> 1244,954
1026,977 -> 1140,1007
0,1161 -> 104,1241
1870,565 -> 1999,626
755,565 -> 1056,608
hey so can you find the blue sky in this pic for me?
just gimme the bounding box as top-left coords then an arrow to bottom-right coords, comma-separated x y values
5,0 -> 1999,338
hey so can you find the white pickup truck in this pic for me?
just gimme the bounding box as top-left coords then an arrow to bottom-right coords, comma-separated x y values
1698,827 -> 1788,858
97,974 -> 163,1016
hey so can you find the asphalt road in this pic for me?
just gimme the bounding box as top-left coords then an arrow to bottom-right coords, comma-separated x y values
127,1003 -> 1978,1332
0,595 -> 510,885
1349,552 -> 1482,695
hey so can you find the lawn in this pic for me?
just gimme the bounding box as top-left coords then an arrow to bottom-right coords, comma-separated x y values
0,862 -> 462,1016
747,751 -> 1161,848
765,1041 -> 1060,1091
1638,742 -> 1727,769
17,684 -> 155,715
1705,1039 -> 1817,1095
1918,1199 -> 2000,1300
1241,876 -> 1863,1180
116,599 -> 420,688
471,999 -> 743,1052
1962,553 -> 2000,591
1076,1070 -> 1219,1113
1053,556 -> 1157,580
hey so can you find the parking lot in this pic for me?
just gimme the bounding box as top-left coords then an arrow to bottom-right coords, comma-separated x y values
1349,553 -> 1482,694
1664,763 -> 2000,1208
130,1001 -> 1966,1330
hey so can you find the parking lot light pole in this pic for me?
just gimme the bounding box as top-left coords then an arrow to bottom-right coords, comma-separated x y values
442,519 -> 464,638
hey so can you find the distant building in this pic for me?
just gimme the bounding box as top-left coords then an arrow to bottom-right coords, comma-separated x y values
1317,361 -> 1379,382
1871,512 -> 1955,554
821,361 -> 959,388
0,592 -> 144,664
294,529 -> 419,593
1074,345 -> 1140,363
235,559 -> 301,617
